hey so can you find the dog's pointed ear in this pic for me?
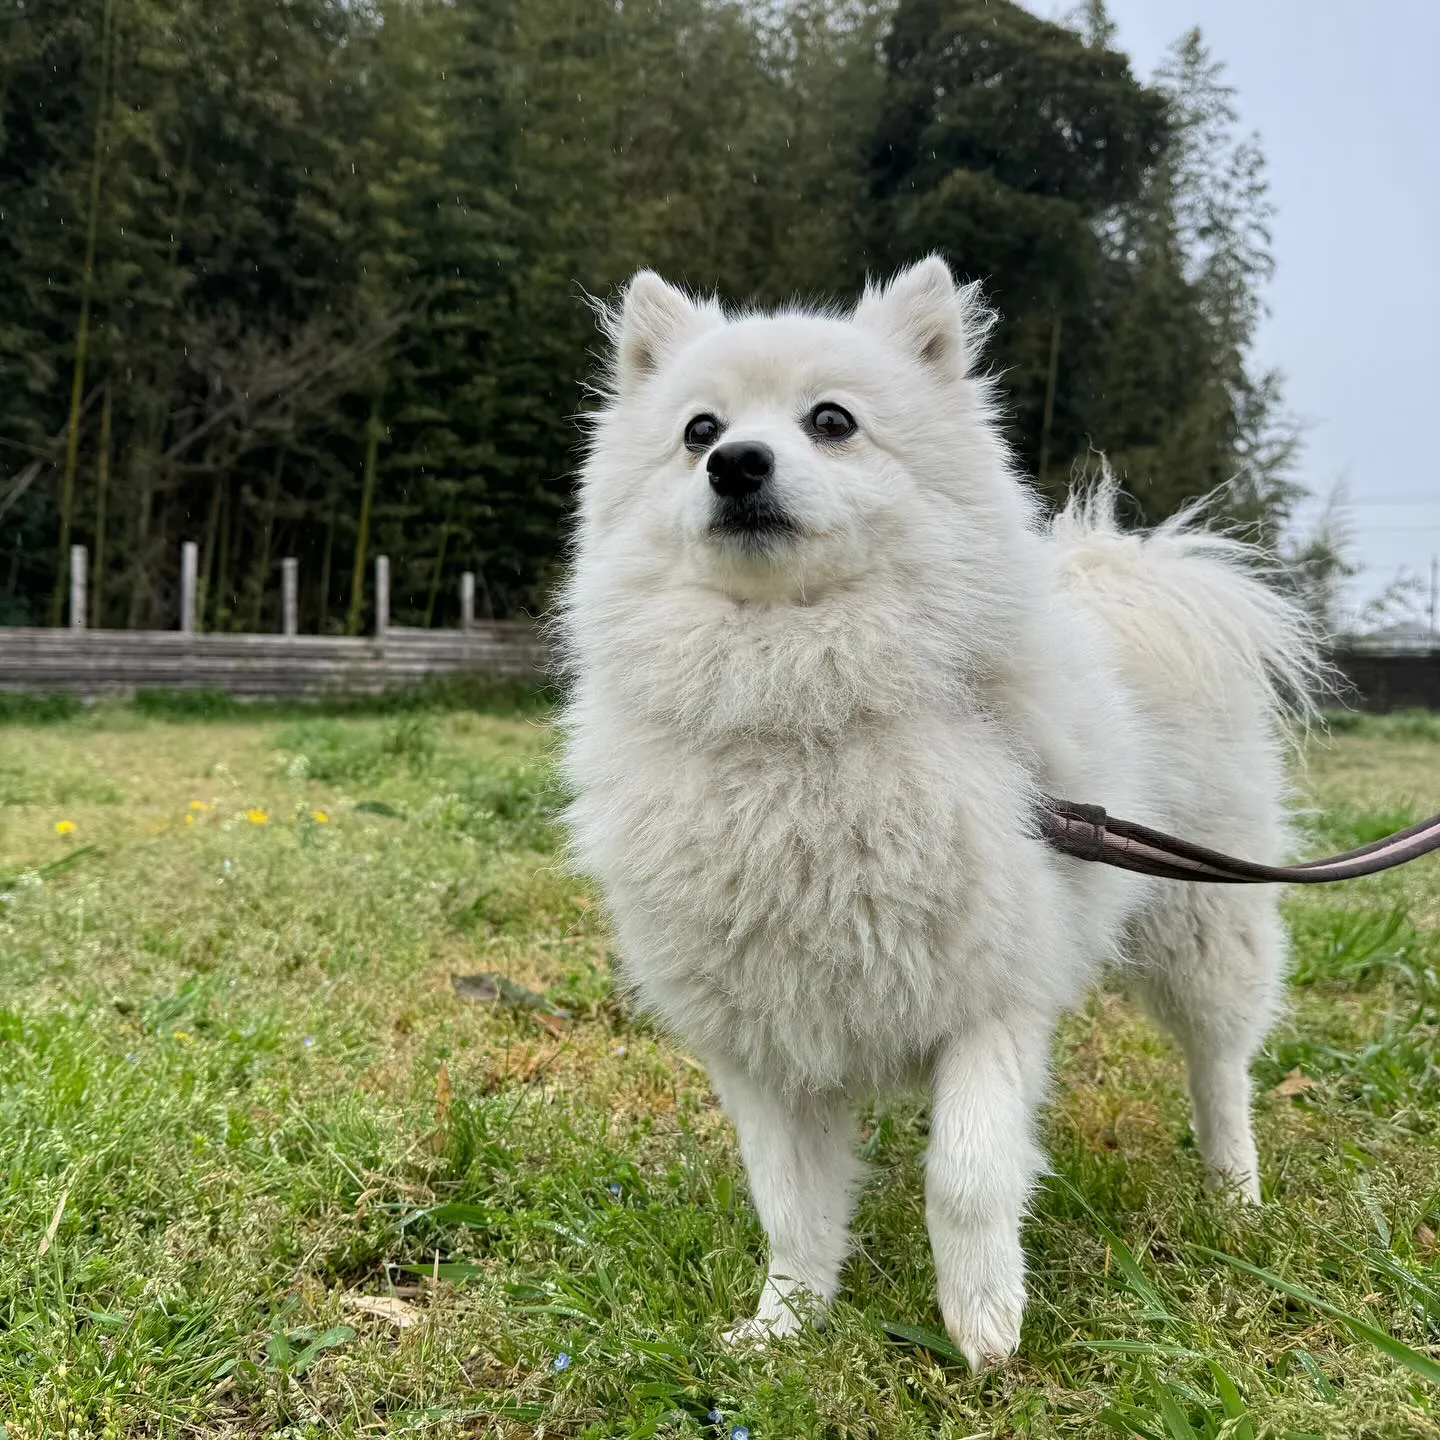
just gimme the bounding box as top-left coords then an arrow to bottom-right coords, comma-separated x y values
856,256 -> 989,379
611,271 -> 717,393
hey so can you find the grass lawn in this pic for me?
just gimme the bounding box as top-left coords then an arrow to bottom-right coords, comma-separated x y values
3,694 -> 1440,1438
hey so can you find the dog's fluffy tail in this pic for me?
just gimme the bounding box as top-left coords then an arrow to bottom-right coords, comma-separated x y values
1048,472 -> 1325,726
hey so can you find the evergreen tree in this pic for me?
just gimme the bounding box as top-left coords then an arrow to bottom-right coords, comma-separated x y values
868,0 -> 1170,493
1156,27 -> 1300,534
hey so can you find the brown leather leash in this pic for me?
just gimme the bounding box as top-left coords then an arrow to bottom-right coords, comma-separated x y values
1041,799 -> 1440,884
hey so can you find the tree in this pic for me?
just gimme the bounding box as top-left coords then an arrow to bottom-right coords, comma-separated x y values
0,0 -> 1310,631
868,0 -> 1170,492
1153,27 -> 1301,536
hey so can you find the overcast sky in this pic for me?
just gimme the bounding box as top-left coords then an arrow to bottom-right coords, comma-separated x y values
1041,0 -> 1440,625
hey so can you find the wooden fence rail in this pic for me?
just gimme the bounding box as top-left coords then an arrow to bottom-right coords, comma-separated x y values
0,544 -> 547,700
1333,649 -> 1440,714
5,544 -> 1436,711
0,625 -> 546,700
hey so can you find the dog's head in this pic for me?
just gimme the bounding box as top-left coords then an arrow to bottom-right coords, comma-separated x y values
581,257 -> 1022,604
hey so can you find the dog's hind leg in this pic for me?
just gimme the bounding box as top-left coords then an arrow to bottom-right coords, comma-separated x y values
1129,889 -> 1287,1203
926,1014 -> 1052,1370
710,1063 -> 862,1344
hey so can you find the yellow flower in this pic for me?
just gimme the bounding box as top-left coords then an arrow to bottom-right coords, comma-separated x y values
245,808 -> 269,825
55,819 -> 76,835
189,800 -> 212,812
184,814 -> 195,826
311,810 -> 329,825
171,1030 -> 193,1045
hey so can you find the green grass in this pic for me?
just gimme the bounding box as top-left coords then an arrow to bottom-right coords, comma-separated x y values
2,701 -> 1439,1437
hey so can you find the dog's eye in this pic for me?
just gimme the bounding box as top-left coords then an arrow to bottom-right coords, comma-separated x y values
806,403 -> 856,441
683,414 -> 723,453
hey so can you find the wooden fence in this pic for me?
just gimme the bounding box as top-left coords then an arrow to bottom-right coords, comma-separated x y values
4,543 -> 1437,710
0,544 -> 546,700
1332,648 -> 1440,714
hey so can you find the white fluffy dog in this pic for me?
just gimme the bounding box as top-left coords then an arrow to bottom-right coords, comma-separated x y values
557,257 -> 1317,1367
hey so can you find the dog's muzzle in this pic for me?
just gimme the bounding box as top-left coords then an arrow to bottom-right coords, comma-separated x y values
705,440 -> 796,548
707,495 -> 798,550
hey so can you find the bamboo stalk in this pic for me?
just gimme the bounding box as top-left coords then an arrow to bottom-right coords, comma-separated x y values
213,480 -> 233,632
245,446 -> 286,631
125,443 -> 156,628
345,393 -> 383,636
124,133 -> 195,629
197,478 -> 222,634
318,481 -> 337,633
423,522 -> 450,627
91,380 -> 112,628
51,0 -> 117,626
1037,309 -> 1062,493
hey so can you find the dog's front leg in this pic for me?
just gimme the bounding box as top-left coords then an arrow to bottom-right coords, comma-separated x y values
710,1062 -> 861,1345
926,1015 -> 1050,1370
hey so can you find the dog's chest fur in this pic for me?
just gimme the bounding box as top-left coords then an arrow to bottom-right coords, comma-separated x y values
567,708 -> 1074,1093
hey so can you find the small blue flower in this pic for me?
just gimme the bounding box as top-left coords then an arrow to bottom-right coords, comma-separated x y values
707,1410 -> 723,1425
302,1035 -> 316,1048
552,1351 -> 571,1372
607,1181 -> 623,1198
731,1428 -> 750,1440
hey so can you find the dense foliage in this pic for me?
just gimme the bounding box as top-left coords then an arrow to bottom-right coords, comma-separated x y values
0,0 -> 1296,629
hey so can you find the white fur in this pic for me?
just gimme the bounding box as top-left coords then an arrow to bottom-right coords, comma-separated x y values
557,258 -> 1320,1367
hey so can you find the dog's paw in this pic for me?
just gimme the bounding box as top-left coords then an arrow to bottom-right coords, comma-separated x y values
943,1288 -> 1024,1372
1204,1166 -> 1261,1205
938,1254 -> 1026,1372
720,1310 -> 802,1350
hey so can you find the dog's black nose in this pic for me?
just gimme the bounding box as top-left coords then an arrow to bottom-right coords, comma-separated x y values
707,440 -> 774,498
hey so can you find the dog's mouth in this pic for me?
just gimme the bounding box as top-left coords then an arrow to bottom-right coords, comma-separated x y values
707,498 -> 800,552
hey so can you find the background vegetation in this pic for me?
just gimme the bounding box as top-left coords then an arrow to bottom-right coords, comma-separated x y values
1,0 -> 1300,631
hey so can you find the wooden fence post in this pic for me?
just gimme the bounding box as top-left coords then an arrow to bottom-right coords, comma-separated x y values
282,557 -> 298,637
375,554 -> 390,637
180,541 -> 198,635
460,571 -> 475,631
70,545 -> 87,631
